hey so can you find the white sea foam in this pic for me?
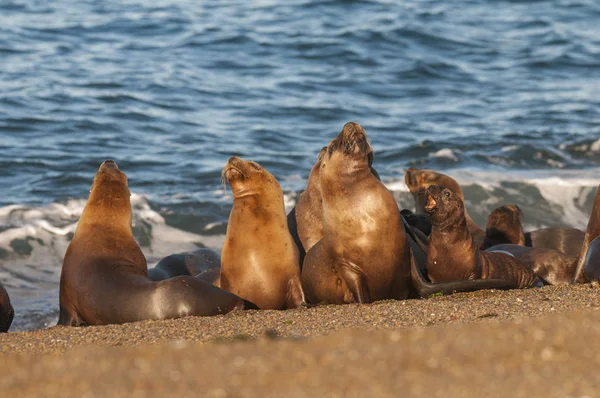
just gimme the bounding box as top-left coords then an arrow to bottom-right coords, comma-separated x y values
429,148 -> 459,161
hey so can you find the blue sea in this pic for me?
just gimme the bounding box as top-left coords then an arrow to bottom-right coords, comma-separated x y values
1,0 -> 599,331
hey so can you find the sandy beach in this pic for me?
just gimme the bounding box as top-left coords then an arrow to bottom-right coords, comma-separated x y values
0,284 -> 599,397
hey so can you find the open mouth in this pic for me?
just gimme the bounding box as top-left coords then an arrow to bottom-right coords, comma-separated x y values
424,194 -> 438,214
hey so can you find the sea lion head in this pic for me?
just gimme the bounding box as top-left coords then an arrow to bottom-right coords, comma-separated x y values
80,160 -> 132,229
424,185 -> 464,229
486,205 -> 523,230
404,168 -> 465,213
89,160 -> 130,204
485,204 -> 525,246
321,122 -> 373,176
222,157 -> 279,198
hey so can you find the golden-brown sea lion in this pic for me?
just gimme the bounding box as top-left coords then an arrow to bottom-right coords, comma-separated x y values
404,168 -> 486,247
288,146 -> 381,269
424,185 -> 541,289
481,205 -> 526,250
221,157 -> 306,310
0,282 -> 13,333
295,147 -> 328,256
301,122 -> 413,304
58,160 -> 256,327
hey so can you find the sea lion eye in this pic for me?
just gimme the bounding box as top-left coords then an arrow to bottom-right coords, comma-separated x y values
250,162 -> 260,170
444,190 -> 451,198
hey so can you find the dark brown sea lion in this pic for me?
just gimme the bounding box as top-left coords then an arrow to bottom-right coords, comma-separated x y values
221,157 -> 306,310
481,205 -> 526,250
0,282 -> 14,333
148,249 -> 221,282
58,160 -> 256,327
484,243 -> 577,285
580,236 -> 600,283
405,168 -> 486,247
424,185 -> 541,288
301,122 -> 413,304
525,227 -> 585,258
574,183 -> 600,283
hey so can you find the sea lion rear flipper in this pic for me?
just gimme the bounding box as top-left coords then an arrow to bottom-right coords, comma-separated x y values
340,262 -> 371,304
285,278 -> 307,309
409,248 -> 518,297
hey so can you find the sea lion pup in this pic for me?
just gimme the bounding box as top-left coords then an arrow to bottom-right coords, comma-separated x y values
301,122 -> 413,304
0,282 -> 14,332
424,185 -> 541,289
221,157 -> 306,310
404,167 -> 486,247
574,183 -> 600,284
148,249 -> 221,281
58,160 -> 255,327
481,205 -> 526,250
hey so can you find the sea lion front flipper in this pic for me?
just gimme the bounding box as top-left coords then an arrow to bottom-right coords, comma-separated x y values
409,248 -> 517,297
339,261 -> 371,304
57,305 -> 85,327
285,277 -> 307,309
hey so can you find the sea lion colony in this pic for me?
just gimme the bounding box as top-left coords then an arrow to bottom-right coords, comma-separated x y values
1,122 -> 599,332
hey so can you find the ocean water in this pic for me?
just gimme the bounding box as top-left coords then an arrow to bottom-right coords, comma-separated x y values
1,0 -> 599,331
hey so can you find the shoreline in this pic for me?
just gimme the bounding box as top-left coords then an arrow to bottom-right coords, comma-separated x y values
1,284 -> 599,397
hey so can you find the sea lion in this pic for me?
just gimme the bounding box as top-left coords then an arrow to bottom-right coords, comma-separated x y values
58,160 -> 256,327
148,249 -> 221,282
481,205 -> 526,250
580,236 -> 600,283
289,146 -> 381,269
301,122 -> 413,304
525,227 -> 584,258
295,147 -> 328,257
424,185 -> 541,289
404,168 -> 486,247
574,183 -> 600,283
221,157 -> 306,310
0,282 -> 14,333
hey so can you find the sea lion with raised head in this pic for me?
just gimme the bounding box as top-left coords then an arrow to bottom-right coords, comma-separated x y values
0,282 -> 14,332
58,160 -> 256,327
424,185 -> 541,288
289,146 -> 381,269
301,122 -> 414,304
221,157 -> 306,310
405,168 -> 486,247
481,205 -> 526,250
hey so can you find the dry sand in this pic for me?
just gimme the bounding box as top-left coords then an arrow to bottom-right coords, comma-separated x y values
1,284 -> 599,397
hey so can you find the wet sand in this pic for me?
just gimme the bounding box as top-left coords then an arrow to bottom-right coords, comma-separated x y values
1,284 -> 599,397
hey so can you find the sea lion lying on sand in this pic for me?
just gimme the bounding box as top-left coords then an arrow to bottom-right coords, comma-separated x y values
148,249 -> 221,281
481,205 -> 526,250
424,185 -> 541,289
58,160 -> 256,327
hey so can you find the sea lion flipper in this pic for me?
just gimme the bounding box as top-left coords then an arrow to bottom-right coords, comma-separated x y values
57,305 -> 85,327
285,278 -> 307,309
409,248 -> 518,297
340,261 -> 371,304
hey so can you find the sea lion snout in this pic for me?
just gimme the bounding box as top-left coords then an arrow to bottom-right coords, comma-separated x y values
99,159 -> 119,171
424,194 -> 437,212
